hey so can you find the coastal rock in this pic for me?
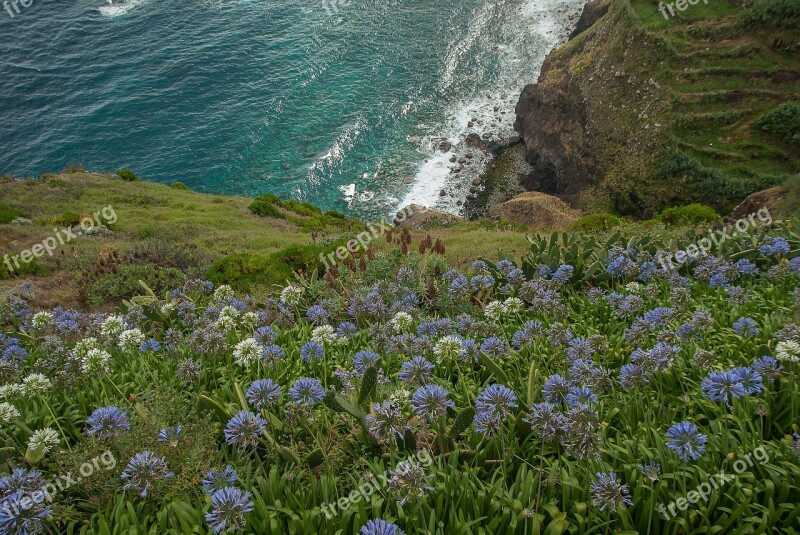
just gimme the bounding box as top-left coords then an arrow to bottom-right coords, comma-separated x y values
488,192 -> 581,230
728,186 -> 793,222
393,204 -> 465,229
439,141 -> 452,153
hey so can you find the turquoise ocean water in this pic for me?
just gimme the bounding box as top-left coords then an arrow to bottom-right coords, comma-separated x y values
0,0 -> 584,219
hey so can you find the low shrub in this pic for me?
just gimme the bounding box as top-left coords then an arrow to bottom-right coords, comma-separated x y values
0,255 -> 48,279
248,196 -> 284,219
745,0 -> 800,29
86,264 -> 187,306
115,168 -> 141,182
283,199 -> 322,217
0,203 -> 20,224
656,203 -> 720,226
568,213 -> 623,233
754,102 -> 800,146
170,181 -> 190,190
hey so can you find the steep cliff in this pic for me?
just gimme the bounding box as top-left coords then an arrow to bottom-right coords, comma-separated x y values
514,0 -> 799,217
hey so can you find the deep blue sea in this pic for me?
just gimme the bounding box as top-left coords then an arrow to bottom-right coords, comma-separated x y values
0,0 -> 584,219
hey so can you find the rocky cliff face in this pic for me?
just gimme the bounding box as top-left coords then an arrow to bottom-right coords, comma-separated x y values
512,0 -> 799,217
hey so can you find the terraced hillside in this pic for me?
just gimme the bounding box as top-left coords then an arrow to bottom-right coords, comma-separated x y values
514,0 -> 799,217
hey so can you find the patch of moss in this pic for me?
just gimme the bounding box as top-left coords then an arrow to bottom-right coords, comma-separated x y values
656,203 -> 719,226
0,203 -> 21,224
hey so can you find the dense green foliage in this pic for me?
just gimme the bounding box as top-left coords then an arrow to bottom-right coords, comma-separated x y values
745,0 -> 800,29
0,203 -> 20,224
656,204 -> 719,226
567,214 -> 625,233
114,169 -> 141,182
755,103 -> 800,146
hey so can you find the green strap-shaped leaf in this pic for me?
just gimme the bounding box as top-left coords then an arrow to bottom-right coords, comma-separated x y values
477,352 -> 510,385
358,366 -> 378,405
449,407 -> 476,440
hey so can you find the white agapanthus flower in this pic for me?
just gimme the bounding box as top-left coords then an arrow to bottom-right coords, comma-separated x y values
101,315 -> 126,340
28,428 -> 60,455
31,312 -> 53,330
0,384 -> 24,400
215,306 -> 241,332
388,388 -> 412,409
233,338 -> 263,367
81,349 -> 112,374
776,340 -> 800,363
0,402 -> 20,424
160,303 -> 176,315
311,325 -> 338,345
213,284 -> 235,301
504,297 -> 525,315
118,328 -> 145,351
625,282 -> 643,294
22,373 -> 52,395
390,312 -> 414,333
484,301 -> 506,321
433,335 -> 464,362
280,285 -> 303,305
74,337 -> 100,357
241,312 -> 259,327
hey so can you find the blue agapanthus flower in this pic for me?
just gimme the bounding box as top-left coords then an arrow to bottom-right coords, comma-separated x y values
523,402 -> 564,442
353,350 -> 381,374
618,363 -> 650,389
120,451 -> 174,497
300,341 -> 324,362
86,406 -> 130,441
790,256 -> 800,275
479,337 -> 509,359
589,472 -> 633,512
205,487 -> 254,534
288,378 -> 325,405
0,488 -> 51,535
495,259 -> 515,276
472,409 -> 502,435
261,344 -> 286,364
411,384 -> 455,421
254,326 -> 278,345
360,518 -> 406,535
543,374 -> 572,404
759,237 -> 789,256
732,366 -> 763,395
139,338 -> 161,352
551,264 -> 574,284
475,384 -> 518,417
665,421 -> 707,461
735,259 -> 759,276
306,305 -> 331,325
337,321 -> 358,338
469,274 -> 495,291
224,411 -> 266,449
565,386 -> 597,408
732,317 -> 759,337
158,425 -> 183,445
246,379 -> 282,409
751,356 -> 782,381
512,320 -> 543,348
398,356 -> 434,386
701,370 -> 747,404
202,465 -> 238,496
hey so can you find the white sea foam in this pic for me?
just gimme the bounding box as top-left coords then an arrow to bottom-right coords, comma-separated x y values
99,0 -> 149,17
398,0 -> 587,215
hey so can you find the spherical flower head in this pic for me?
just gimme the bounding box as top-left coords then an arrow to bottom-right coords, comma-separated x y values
475,384 -> 518,417
280,285 -> 303,305
542,374 -> 571,404
205,486 -> 254,533
484,301 -> 506,321
472,409 -> 502,435
432,335 -> 464,362
118,328 -> 145,351
288,378 -> 325,406
224,411 -> 266,449
360,519 -> 406,535
306,305 -> 330,326
637,461 -> 661,482
0,402 -> 20,424
732,366 -> 763,395
411,384 -> 455,421
759,237 -> 789,256
158,425 -> 183,447
100,314 -> 126,340
665,421 -> 707,461
480,337 -> 510,359
28,428 -> 60,456
139,338 -> 161,352
732,317 -> 759,337
81,348 -> 112,375
202,465 -> 238,495
589,472 -> 633,512
776,340 -> 800,363
21,373 -> 51,396
246,379 -> 282,410
366,401 -> 406,443
523,402 -> 564,442
336,321 -> 358,339
0,488 -> 51,534
790,257 -> 800,275
311,325 -> 338,345
551,264 -> 574,284
348,350 -> 380,375
751,356 -> 783,381
507,268 -> 526,285
232,338 -> 263,367
0,384 -> 24,401
389,459 -> 433,506
565,386 -> 597,408
213,284 -> 235,301
390,312 -> 414,333
792,434 -> 800,458
618,363 -> 650,389
86,406 -> 130,441
121,451 -> 174,497
398,357 -> 434,386
261,344 -> 285,365
701,370 -> 747,404
31,311 -> 52,330
254,326 -> 278,345
470,274 -> 495,291
73,337 -> 100,357
176,357 -> 202,384
503,297 -> 525,314
300,341 -> 324,363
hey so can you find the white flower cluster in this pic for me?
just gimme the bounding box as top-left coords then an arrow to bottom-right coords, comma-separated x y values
31,311 -> 52,330
216,306 -> 240,332
280,285 -> 303,305
433,335 -> 464,362
312,325 -> 340,346
484,297 -> 525,321
101,315 -> 126,341
82,349 -> 112,374
233,338 -> 263,367
0,402 -> 20,424
776,340 -> 800,363
390,312 -> 414,333
28,428 -> 59,455
118,328 -> 145,352
213,284 -> 235,301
